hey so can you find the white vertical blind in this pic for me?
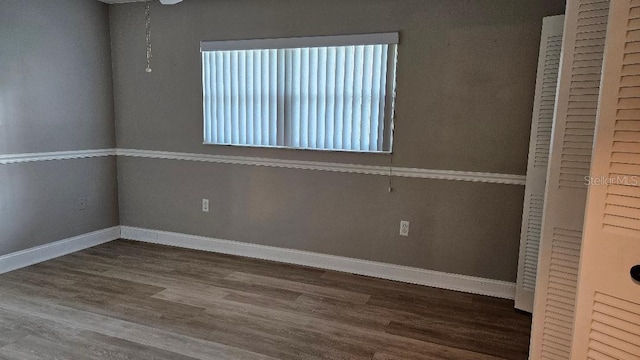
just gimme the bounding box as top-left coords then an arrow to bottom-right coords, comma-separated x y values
202,40 -> 396,152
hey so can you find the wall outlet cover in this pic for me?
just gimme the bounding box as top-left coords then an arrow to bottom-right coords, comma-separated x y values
77,197 -> 87,210
400,220 -> 410,236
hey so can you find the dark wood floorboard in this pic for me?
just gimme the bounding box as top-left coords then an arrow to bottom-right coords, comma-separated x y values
0,240 -> 532,359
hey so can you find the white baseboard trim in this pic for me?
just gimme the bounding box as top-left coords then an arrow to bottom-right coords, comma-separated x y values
121,226 -> 516,300
0,226 -> 121,274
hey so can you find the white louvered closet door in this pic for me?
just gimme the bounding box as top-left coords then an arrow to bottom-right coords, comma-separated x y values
515,15 -> 565,313
571,1 -> 640,358
529,1 -> 611,359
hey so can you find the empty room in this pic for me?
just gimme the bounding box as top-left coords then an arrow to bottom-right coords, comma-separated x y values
1,0 -> 639,359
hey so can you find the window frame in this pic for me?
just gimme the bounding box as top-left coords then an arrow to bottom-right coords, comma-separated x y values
200,33 -> 399,154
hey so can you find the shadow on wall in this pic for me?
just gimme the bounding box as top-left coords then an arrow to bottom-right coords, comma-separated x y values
0,167 -> 30,255
0,83 -> 18,152
0,0 -> 96,255
0,5 -> 50,156
0,16 -> 39,255
0,62 -> 34,253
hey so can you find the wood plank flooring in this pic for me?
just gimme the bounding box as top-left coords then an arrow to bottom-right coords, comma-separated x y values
0,240 -> 532,360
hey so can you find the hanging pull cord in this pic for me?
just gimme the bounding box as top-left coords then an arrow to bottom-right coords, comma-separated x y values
145,0 -> 152,73
388,116 -> 396,193
388,155 -> 393,192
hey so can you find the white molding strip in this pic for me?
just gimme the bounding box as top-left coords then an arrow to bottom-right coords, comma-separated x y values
0,149 -> 116,165
121,226 -> 516,299
0,148 -> 525,185
117,148 -> 526,185
0,226 -> 121,274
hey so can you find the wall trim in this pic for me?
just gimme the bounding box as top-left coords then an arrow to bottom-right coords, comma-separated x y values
121,226 -> 516,299
116,148 -> 526,185
0,148 -> 526,185
0,149 -> 116,165
0,225 -> 516,299
0,226 -> 121,274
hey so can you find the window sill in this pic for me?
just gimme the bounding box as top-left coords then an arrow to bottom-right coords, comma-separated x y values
202,142 -> 393,155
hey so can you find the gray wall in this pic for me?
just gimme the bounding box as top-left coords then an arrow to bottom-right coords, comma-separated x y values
111,0 -> 565,282
0,158 -> 119,255
118,158 -> 527,281
0,0 -> 119,255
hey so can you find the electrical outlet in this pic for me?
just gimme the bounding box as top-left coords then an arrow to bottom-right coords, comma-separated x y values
399,220 -> 410,236
77,197 -> 87,210
202,199 -> 210,212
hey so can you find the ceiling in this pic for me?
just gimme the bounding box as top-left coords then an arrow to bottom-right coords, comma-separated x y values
98,0 -> 144,3
98,0 -> 183,4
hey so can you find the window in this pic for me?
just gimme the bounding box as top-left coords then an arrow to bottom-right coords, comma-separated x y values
201,33 -> 398,153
